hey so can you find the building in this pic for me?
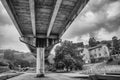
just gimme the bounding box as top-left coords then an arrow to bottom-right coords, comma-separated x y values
88,44 -> 110,63
77,47 -> 90,64
80,48 -> 90,63
79,44 -> 110,63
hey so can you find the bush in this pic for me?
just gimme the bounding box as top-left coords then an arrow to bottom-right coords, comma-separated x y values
0,62 -> 8,66
107,57 -> 113,63
117,59 -> 120,65
8,62 -> 14,70
14,59 -> 30,68
118,61 -> 120,65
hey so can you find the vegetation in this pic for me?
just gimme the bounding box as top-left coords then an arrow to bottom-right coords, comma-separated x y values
53,41 -> 83,72
0,49 -> 36,70
0,61 -> 8,66
0,61 -> 9,73
111,36 -> 120,55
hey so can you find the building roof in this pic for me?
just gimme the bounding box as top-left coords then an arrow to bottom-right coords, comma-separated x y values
88,44 -> 106,51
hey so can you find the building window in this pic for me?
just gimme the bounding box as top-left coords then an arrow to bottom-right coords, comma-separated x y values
90,55 -> 93,58
94,54 -> 97,57
104,51 -> 108,56
99,53 -> 101,56
95,49 -> 96,52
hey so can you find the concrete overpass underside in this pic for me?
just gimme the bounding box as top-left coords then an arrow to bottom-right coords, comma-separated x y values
1,0 -> 89,77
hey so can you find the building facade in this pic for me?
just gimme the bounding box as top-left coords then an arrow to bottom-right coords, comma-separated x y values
79,48 -> 90,63
80,44 -> 110,63
88,44 -> 110,63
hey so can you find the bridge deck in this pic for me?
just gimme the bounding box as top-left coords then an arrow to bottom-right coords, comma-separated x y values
1,0 -> 89,52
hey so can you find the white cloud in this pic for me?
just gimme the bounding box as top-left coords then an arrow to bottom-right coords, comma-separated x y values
107,1 -> 120,19
0,24 -> 29,52
0,1 -> 29,52
0,0 -> 120,52
62,0 -> 120,43
96,28 -> 116,41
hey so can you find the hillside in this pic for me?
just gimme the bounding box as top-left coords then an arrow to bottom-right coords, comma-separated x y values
0,49 -> 36,67
14,52 -> 36,63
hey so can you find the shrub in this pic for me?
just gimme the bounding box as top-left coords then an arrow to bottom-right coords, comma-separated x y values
0,62 -> 8,66
106,57 -> 113,64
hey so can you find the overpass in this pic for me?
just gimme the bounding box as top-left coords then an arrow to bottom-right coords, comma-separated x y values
1,0 -> 89,77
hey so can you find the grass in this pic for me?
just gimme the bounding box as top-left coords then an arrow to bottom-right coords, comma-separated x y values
0,66 -> 9,73
0,72 -> 23,80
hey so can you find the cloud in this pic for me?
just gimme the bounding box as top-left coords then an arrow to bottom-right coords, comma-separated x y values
96,28 -> 117,40
0,25 -> 29,52
0,1 -> 29,52
0,0 -> 120,52
62,0 -> 120,42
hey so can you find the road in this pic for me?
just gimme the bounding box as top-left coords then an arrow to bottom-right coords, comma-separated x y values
7,72 -> 89,80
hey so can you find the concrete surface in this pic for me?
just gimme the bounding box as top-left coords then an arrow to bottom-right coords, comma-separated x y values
7,72 -> 89,80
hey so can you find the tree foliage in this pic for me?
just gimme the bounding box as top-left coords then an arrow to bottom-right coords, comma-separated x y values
54,41 -> 83,71
101,40 -> 112,49
89,37 -> 97,47
3,49 -> 35,69
112,36 -> 119,50
4,50 -> 15,61
14,59 -> 30,68
112,36 -> 120,55
0,61 -> 8,66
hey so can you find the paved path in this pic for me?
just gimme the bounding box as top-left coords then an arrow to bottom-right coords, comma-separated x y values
7,73 -> 55,80
7,72 -> 89,80
62,73 -> 89,78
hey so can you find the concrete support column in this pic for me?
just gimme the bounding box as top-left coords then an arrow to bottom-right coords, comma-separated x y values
52,39 -> 55,45
36,47 -> 45,77
46,39 -> 49,47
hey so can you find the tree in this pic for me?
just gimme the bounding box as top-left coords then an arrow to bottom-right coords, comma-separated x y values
55,61 -> 65,70
4,50 -> 15,61
63,54 -> 75,71
14,59 -> 30,68
89,37 -> 97,47
112,36 -> 120,55
74,60 -> 83,70
73,42 -> 84,48
3,49 -> 34,68
101,40 -> 112,49
0,61 -> 8,66
54,40 -> 83,71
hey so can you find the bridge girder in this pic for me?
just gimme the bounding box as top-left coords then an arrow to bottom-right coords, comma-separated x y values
1,0 -> 89,52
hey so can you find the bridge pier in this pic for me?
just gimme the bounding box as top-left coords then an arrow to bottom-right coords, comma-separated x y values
19,37 -> 59,77
36,47 -> 45,77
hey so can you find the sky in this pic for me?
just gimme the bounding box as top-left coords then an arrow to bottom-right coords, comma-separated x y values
0,1 -> 29,52
0,0 -> 120,52
62,0 -> 120,44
